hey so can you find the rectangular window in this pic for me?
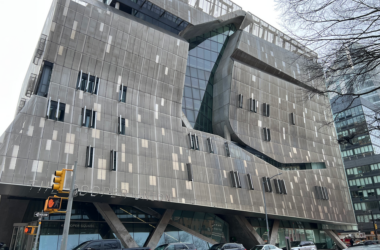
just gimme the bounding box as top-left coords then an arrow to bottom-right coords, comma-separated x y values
230,171 -> 237,188
81,107 -> 96,128
118,116 -> 126,135
238,94 -> 243,108
234,171 -> 241,188
225,142 -> 230,157
280,180 -> 287,194
192,134 -> 199,150
86,146 -> 94,168
77,71 -> 99,94
263,103 -> 270,117
207,137 -> 214,153
291,112 -> 296,125
247,173 -> 254,190
187,163 -> 193,181
274,179 -> 282,194
46,98 -> 65,122
188,133 -> 194,149
36,61 -> 53,97
119,85 -> 127,102
110,150 -> 117,171
267,177 -> 273,192
77,71 -> 87,91
250,98 -> 257,113
264,128 -> 271,141
88,75 -> 99,95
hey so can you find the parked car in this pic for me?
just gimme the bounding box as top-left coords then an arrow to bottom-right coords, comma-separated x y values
72,239 -> 150,250
154,243 -> 196,250
351,240 -> 380,247
251,244 -> 282,250
288,241 -> 316,250
209,243 -> 245,250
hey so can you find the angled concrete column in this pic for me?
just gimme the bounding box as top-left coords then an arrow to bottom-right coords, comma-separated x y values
323,230 -> 347,249
223,215 -> 264,249
93,202 -> 138,248
269,220 -> 280,245
145,209 -> 174,249
169,220 -> 217,244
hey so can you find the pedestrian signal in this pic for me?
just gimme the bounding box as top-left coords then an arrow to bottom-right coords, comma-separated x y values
24,226 -> 37,235
44,197 -> 62,212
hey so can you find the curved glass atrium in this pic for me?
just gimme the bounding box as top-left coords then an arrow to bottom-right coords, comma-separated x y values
182,24 -> 236,133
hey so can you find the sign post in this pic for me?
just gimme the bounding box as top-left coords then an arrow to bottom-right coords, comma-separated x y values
33,211 -> 49,250
59,161 -> 77,250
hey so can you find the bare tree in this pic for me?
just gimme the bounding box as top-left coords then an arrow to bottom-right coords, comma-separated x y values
275,0 -> 380,143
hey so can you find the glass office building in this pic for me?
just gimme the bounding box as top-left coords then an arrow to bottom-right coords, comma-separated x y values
332,97 -> 380,237
0,0 -> 356,249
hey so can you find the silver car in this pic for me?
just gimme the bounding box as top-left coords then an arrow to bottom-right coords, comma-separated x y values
290,241 -> 316,250
251,245 -> 282,250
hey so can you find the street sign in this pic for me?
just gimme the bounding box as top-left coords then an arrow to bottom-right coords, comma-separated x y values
34,212 -> 49,217
73,188 -> 79,197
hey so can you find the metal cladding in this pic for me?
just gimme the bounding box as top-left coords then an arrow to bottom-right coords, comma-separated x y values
0,0 -> 356,229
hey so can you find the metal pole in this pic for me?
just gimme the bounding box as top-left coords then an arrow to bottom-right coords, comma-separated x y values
33,212 -> 43,250
60,161 -> 77,250
371,210 -> 378,240
262,180 -> 270,244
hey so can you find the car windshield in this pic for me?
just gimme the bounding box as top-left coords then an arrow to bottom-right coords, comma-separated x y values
210,244 -> 223,250
155,244 -> 169,250
251,246 -> 263,250
72,242 -> 90,250
290,242 -> 300,247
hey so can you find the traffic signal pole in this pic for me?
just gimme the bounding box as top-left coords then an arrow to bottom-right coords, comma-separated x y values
59,161 -> 77,250
33,212 -> 43,250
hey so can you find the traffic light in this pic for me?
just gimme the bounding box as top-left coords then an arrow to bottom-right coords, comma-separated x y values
44,196 -> 62,212
376,224 -> 378,230
52,170 -> 67,192
24,226 -> 37,235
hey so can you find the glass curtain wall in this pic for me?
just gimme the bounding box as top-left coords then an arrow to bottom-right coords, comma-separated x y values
182,24 -> 236,133
22,201 -> 221,250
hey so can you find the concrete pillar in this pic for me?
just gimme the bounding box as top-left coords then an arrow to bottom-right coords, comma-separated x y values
269,220 -> 280,245
223,215 -> 264,249
169,220 -> 217,244
93,202 -> 138,248
145,209 -> 174,249
115,2 -> 120,9
0,196 -> 30,246
134,207 -> 217,245
323,230 -> 348,249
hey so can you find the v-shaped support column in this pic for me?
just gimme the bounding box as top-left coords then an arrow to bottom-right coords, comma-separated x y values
93,202 -> 138,248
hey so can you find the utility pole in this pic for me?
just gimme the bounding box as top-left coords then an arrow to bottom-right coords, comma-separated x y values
59,161 -> 77,250
262,180 -> 270,243
261,173 -> 282,244
369,210 -> 378,240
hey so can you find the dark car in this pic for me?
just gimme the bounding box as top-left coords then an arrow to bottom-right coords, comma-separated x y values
72,239 -> 150,250
154,243 -> 196,250
210,243 -> 245,250
351,240 -> 380,247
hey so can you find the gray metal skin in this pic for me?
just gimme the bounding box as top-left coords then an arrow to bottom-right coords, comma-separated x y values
0,0 -> 356,236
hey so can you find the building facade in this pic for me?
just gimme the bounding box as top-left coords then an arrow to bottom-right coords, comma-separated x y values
0,0 -> 356,249
332,97 -> 380,237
